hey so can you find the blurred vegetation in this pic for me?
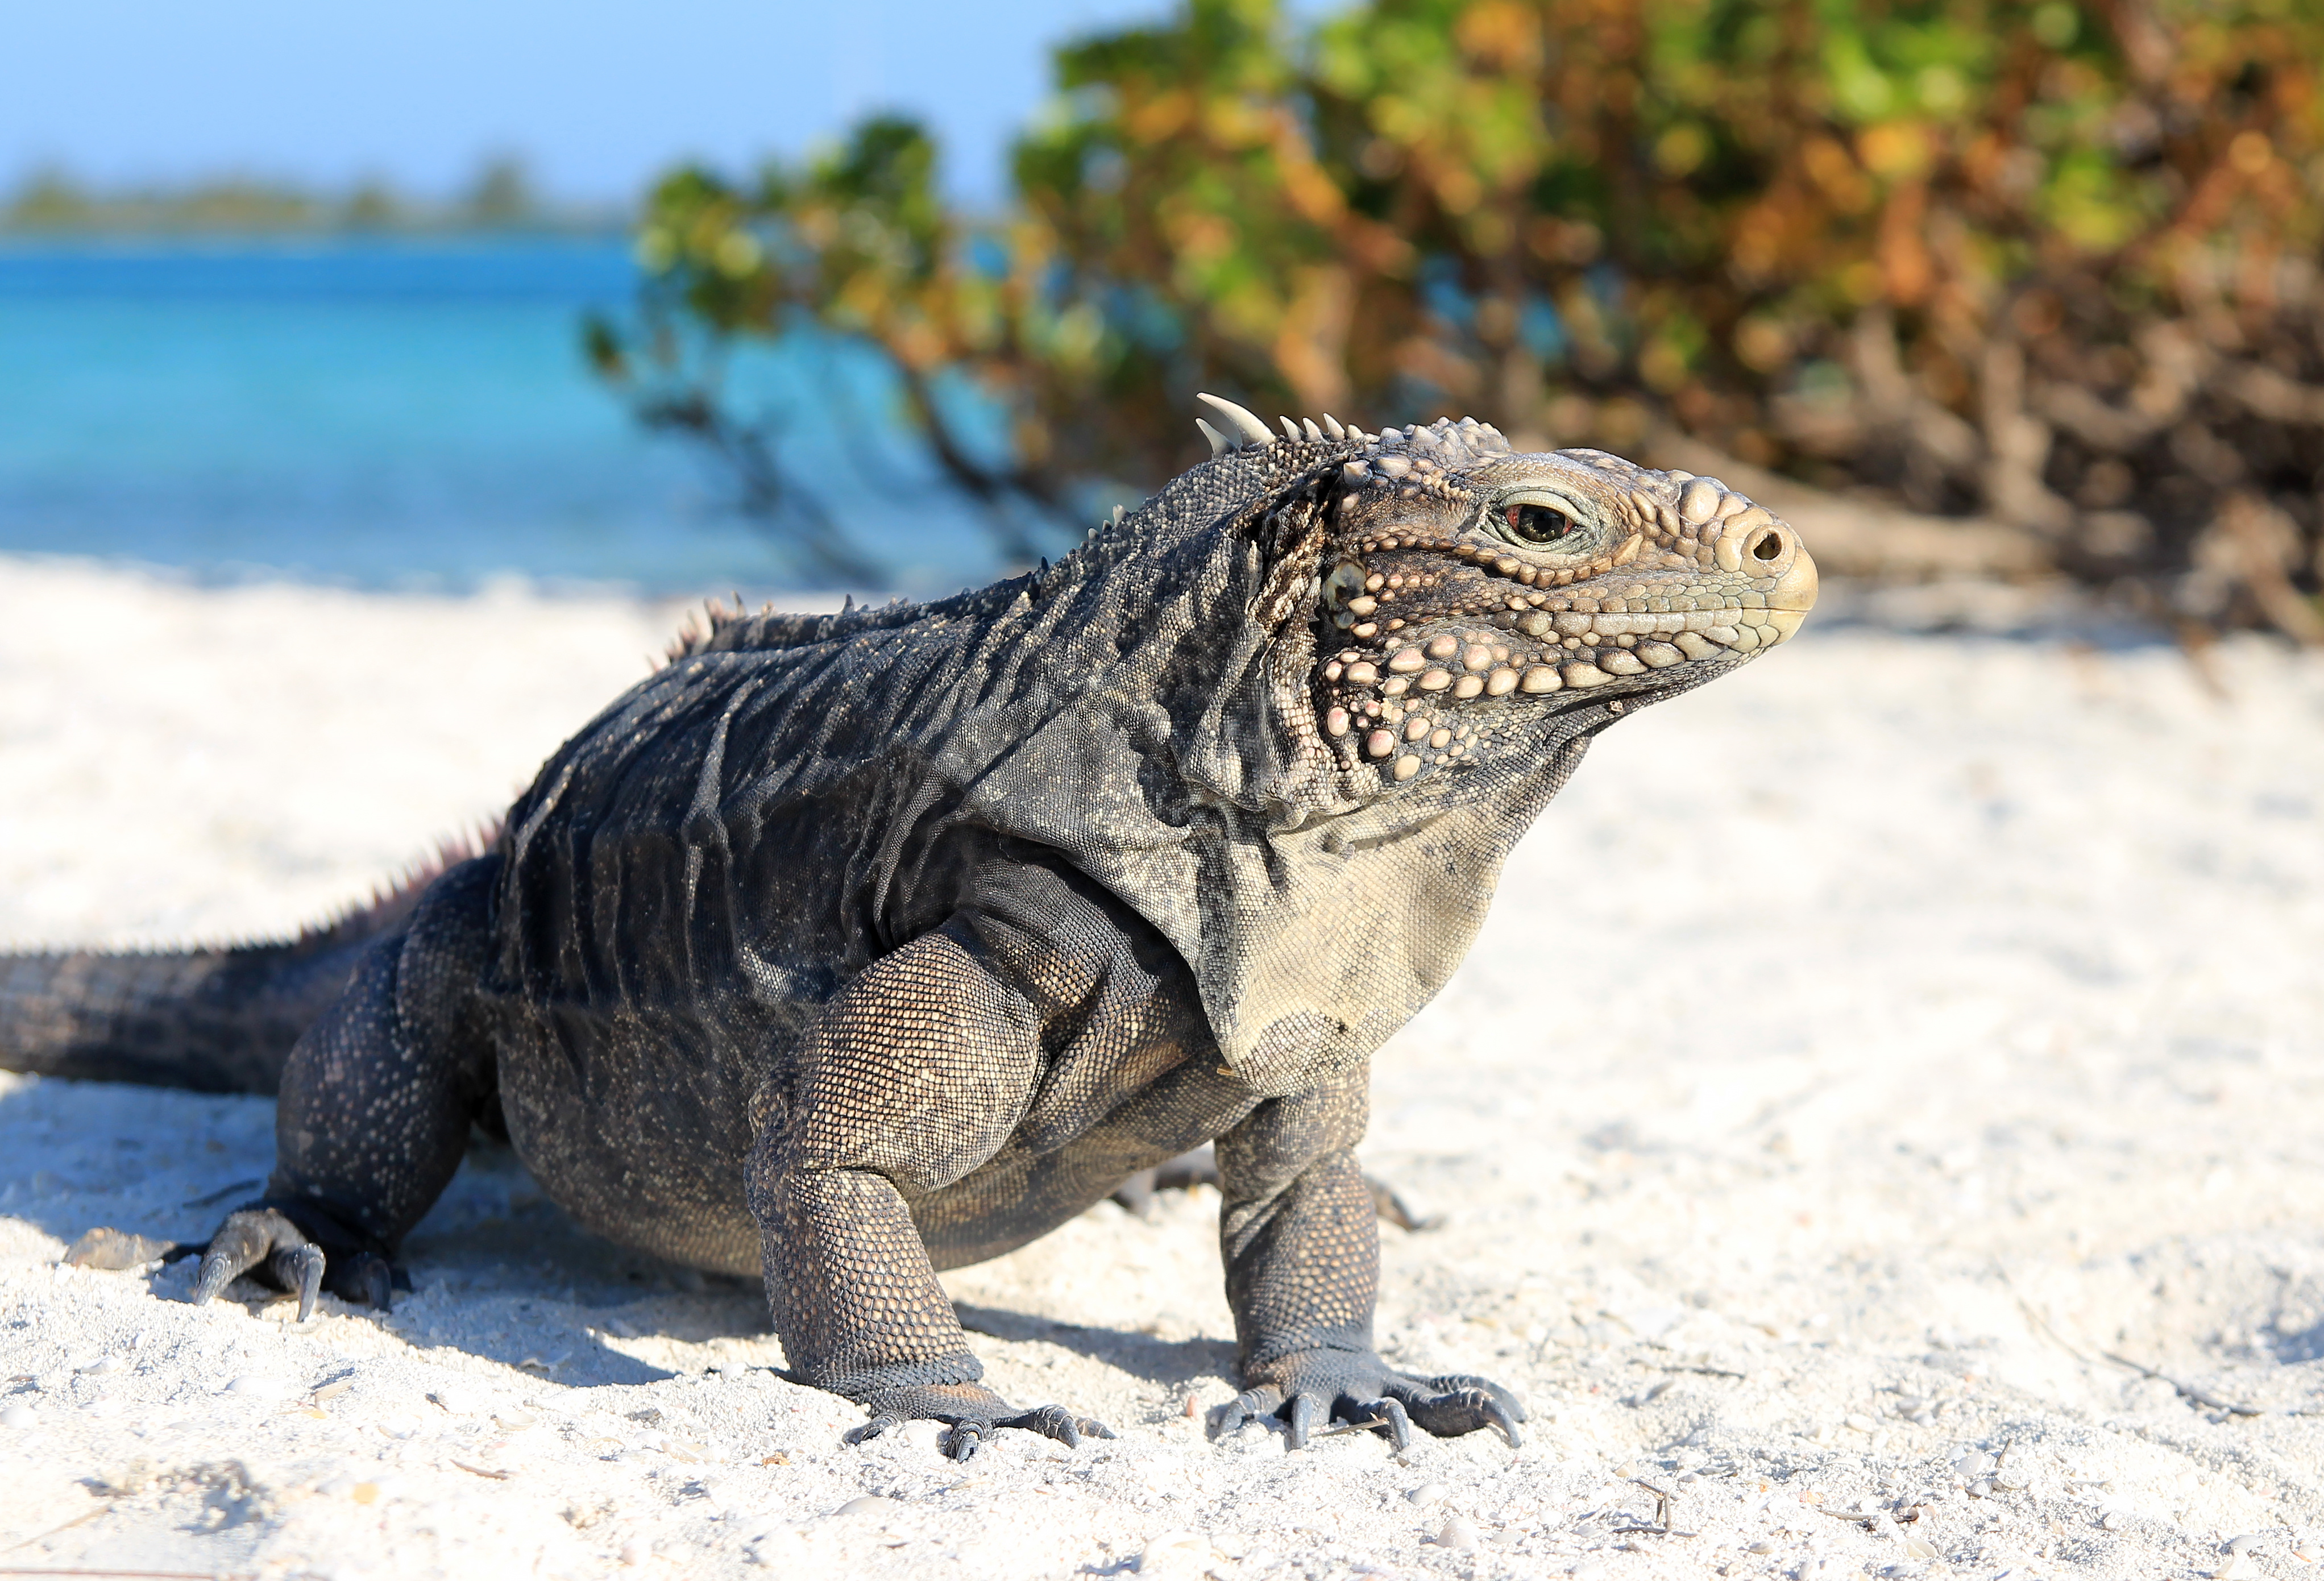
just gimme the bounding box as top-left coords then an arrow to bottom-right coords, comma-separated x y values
1,156 -> 617,236
591,0 -> 2324,634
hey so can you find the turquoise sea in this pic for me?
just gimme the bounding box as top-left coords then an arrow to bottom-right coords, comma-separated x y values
0,239 -> 1009,594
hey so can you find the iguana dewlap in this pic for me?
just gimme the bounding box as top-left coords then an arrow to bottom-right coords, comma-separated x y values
1,397 -> 1815,1458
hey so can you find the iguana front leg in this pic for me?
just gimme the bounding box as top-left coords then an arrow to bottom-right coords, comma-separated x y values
1209,1067 -> 1525,1451
745,920 -> 1113,1461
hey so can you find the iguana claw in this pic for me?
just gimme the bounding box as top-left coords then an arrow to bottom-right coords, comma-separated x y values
841,1411 -> 907,1447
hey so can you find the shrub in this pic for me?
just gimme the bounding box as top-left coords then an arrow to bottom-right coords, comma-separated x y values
590,0 -> 2324,635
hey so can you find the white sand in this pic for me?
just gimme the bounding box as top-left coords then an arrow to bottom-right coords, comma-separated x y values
1,554 -> 2321,1581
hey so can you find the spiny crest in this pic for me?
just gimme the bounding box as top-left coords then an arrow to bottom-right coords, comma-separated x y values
663,595 -> 753,667
1192,391 -> 1514,467
276,819 -> 503,955
661,591 -> 935,666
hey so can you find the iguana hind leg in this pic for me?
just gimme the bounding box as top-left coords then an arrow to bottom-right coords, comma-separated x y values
1208,1068 -> 1525,1451
191,858 -> 499,1317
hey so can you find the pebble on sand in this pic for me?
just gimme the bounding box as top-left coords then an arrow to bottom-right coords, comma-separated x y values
225,1375 -> 293,1400
1138,1531 -> 1210,1576
1433,1516 -> 1480,1551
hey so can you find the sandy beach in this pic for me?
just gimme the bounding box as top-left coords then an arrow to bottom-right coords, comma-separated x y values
1,553 -> 2320,1581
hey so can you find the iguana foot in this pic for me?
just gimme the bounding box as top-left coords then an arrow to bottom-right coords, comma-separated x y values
843,1381 -> 1116,1462
192,1199 -> 401,1322
1209,1348 -> 1525,1451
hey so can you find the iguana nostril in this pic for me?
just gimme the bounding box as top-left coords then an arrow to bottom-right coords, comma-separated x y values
1750,529 -> 1785,561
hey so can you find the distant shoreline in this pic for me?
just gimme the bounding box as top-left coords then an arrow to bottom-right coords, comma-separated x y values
1,221 -> 630,240
2,159 -> 630,240
0,230 -> 632,254
0,222 -> 632,244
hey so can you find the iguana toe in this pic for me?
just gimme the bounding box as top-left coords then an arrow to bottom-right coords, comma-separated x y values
1211,1350 -> 1525,1451
277,1241 -> 326,1322
346,1250 -> 396,1313
841,1411 -> 907,1447
1384,1373 -> 1525,1447
844,1382 -> 1112,1459
999,1401 -> 1114,1450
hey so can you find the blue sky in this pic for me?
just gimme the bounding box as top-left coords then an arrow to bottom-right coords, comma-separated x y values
1,0 -> 1265,206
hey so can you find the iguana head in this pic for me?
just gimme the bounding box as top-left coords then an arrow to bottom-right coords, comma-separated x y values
1191,394 -> 1817,791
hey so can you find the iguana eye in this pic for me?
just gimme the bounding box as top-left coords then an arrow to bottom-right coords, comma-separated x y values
1504,503 -> 1571,544
1485,488 -> 1603,559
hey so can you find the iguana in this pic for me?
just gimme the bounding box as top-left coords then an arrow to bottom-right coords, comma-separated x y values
0,397 -> 1816,1459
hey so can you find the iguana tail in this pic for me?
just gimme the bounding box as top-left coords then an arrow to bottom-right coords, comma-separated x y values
0,832 -> 493,1096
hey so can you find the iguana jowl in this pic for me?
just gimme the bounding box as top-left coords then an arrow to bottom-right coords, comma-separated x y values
0,397 -> 1816,1458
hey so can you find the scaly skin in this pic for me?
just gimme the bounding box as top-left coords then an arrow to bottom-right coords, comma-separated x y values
2,399 -> 1815,1457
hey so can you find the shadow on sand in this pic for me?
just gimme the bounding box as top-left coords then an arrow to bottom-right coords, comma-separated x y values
953,1300 -> 1235,1389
